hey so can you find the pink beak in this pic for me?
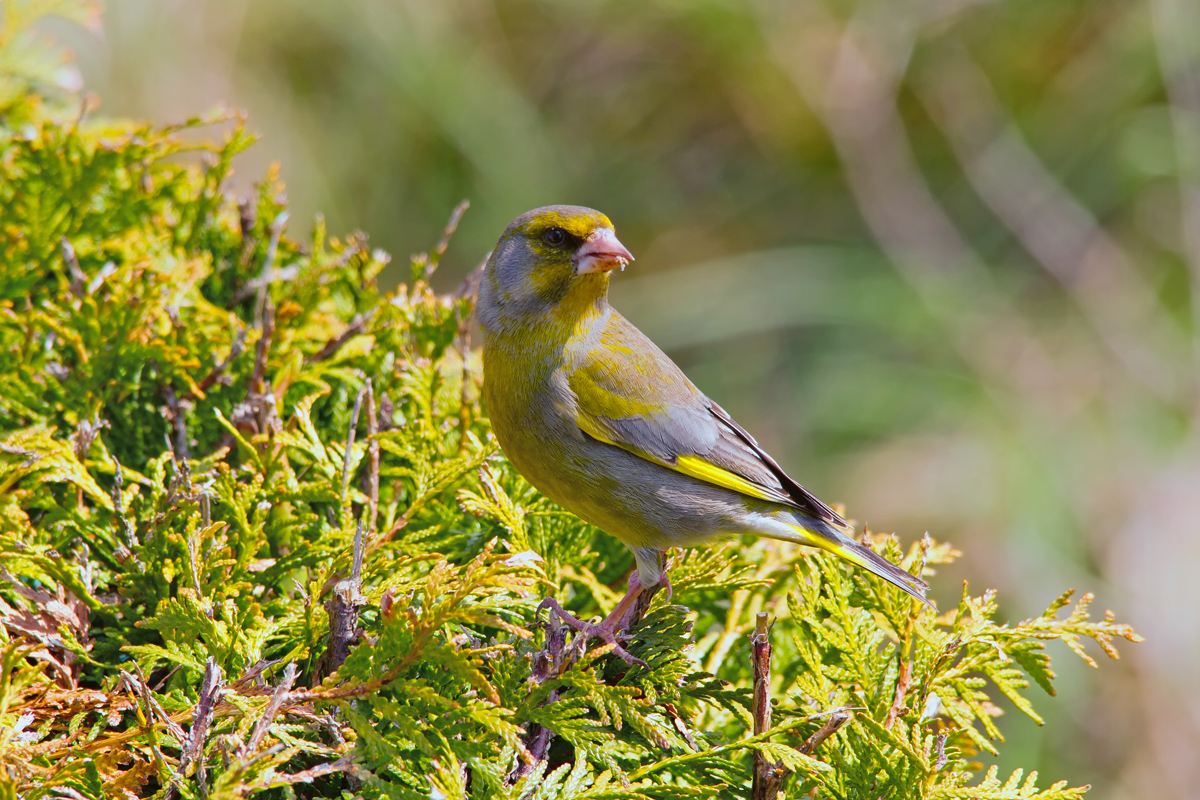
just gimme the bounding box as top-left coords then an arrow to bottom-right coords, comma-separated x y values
572,228 -> 634,275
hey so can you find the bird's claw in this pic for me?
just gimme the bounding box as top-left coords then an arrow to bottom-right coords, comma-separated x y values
535,596 -> 648,669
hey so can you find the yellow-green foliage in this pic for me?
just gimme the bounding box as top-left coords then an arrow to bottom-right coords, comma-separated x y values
0,9 -> 1140,800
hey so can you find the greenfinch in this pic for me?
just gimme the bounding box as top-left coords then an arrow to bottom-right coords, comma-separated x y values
477,205 -> 929,663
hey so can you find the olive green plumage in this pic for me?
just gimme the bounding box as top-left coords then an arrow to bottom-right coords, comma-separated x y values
477,205 -> 929,606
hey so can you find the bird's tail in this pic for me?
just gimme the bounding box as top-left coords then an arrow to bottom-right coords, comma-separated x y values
760,516 -> 933,608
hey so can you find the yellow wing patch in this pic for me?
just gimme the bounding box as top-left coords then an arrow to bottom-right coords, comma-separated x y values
574,411 -> 622,450
575,406 -> 793,505
674,455 -> 791,505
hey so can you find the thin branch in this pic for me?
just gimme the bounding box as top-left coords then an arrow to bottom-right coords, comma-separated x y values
424,200 -> 470,281
306,307 -> 378,364
162,384 -> 190,462
251,301 -> 275,391
750,612 -> 785,800
245,662 -> 297,753
168,658 -> 223,800
270,755 -> 356,786
365,379 -> 379,532
110,458 -> 141,567
61,237 -> 86,298
188,327 -> 248,401
121,668 -> 168,785
351,517 -> 365,584
340,385 -> 367,509
507,616 -> 569,785
797,710 -> 852,756
253,211 -> 288,328
454,307 -> 473,453
884,655 -> 912,731
315,522 -> 367,683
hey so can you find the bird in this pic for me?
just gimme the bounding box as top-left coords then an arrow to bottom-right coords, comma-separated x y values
475,205 -> 930,665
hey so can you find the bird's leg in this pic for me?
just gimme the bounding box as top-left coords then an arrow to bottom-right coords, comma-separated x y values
536,551 -> 674,669
537,573 -> 649,667
623,548 -> 673,629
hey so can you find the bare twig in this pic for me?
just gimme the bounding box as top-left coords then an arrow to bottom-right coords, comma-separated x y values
351,518 -> 365,583
188,328 -> 248,400
797,710 -> 852,756
123,664 -> 189,790
271,755 -> 357,786
72,415 -> 108,509
245,662 -> 297,753
365,379 -> 379,532
623,551 -> 672,631
230,302 -> 281,440
122,668 -> 168,784
61,237 -> 86,297
251,301 -> 275,391
110,458 -> 141,566
238,196 -> 256,245
452,256 -> 489,301
933,732 -> 949,772
455,308 -> 473,453
162,384 -> 190,462
168,658 -> 223,799
314,522 -> 367,683
424,200 -> 470,281
340,385 -> 367,509
884,655 -> 912,731
129,665 -> 187,742
507,617 -> 569,785
750,612 -> 785,800
228,266 -> 301,309
306,308 -> 378,364
253,211 -> 288,328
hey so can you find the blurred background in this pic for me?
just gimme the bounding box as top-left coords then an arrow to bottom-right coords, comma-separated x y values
44,0 -> 1200,795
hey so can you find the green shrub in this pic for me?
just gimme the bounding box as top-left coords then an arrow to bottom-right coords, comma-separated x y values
0,8 -> 1140,799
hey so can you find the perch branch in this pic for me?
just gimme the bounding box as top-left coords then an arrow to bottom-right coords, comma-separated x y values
751,612 -> 785,800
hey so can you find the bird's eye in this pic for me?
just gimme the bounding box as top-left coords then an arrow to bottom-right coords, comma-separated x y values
543,227 -> 567,247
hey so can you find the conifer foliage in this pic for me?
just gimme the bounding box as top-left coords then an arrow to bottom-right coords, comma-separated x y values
0,5 -> 1141,798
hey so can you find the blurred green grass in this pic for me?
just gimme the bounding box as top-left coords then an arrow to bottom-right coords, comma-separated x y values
52,0 -> 1200,795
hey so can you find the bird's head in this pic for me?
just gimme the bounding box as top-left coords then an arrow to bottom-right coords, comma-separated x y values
478,205 -> 634,330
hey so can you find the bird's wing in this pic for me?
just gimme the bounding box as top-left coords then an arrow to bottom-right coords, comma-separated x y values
568,314 -> 848,528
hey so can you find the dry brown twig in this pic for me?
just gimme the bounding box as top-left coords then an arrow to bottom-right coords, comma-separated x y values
340,383 -> 367,509
750,612 -> 786,800
306,307 -> 378,364
315,521 -> 367,683
365,378 -> 380,532
797,710 -> 852,756
245,662 -> 298,754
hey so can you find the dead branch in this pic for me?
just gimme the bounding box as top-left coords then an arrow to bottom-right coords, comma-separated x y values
750,612 -> 785,800
314,521 -> 367,684
364,379 -> 379,532
507,615 -> 569,785
253,211 -> 288,327
340,384 -> 367,509
245,662 -> 298,753
306,307 -> 378,364
167,658 -> 223,800
798,710 -> 852,756
189,327 -> 248,400
423,200 -> 470,281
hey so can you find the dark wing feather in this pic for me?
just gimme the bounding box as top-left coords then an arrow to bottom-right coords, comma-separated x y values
706,402 -> 848,528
